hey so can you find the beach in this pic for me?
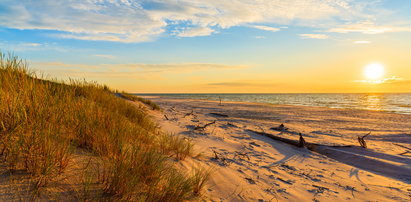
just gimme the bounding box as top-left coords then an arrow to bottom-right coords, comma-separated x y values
144,96 -> 411,201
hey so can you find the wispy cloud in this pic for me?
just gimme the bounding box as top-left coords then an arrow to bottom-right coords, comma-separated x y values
0,0 -> 378,42
1,42 -> 67,52
299,34 -> 329,39
111,63 -> 245,72
21,43 -> 42,47
327,21 -> 411,34
34,62 -> 99,70
354,40 -> 371,44
255,36 -> 266,39
208,82 -> 250,86
32,61 -> 247,79
175,27 -> 215,37
354,76 -> 409,84
207,80 -> 278,87
251,25 -> 280,32
93,54 -> 116,59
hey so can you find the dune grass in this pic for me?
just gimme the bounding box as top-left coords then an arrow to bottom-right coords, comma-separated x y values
190,166 -> 213,196
0,53 -> 209,200
120,92 -> 161,110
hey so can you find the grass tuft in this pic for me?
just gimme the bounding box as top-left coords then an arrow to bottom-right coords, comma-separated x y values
158,133 -> 193,160
190,166 -> 213,196
120,92 -> 161,110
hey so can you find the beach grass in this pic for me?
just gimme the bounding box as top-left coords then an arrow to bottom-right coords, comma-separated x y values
0,52 -> 206,200
120,92 -> 161,110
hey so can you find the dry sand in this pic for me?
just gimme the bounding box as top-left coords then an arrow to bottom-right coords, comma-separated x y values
145,97 -> 411,202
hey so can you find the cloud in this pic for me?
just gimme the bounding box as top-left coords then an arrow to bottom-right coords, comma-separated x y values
0,41 -> 67,52
0,0 -> 164,43
32,61 -> 247,78
0,0 -> 378,42
255,36 -> 266,39
208,82 -> 250,86
354,76 -> 409,84
299,34 -> 329,39
34,62 -> 99,69
251,25 -> 280,32
93,54 -> 116,59
327,21 -> 411,34
21,43 -> 42,47
207,80 -> 278,87
354,40 -> 371,44
175,26 -> 215,37
111,63 -> 245,71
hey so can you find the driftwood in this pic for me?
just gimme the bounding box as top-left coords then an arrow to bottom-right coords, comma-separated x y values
298,133 -> 306,148
212,150 -> 220,159
271,123 -> 288,132
209,113 -> 228,117
183,110 -> 194,118
249,129 -> 353,151
164,114 -> 169,120
245,177 -> 256,184
247,129 -> 315,149
195,120 -> 216,130
212,150 -> 229,165
234,151 -> 250,160
358,132 -> 370,148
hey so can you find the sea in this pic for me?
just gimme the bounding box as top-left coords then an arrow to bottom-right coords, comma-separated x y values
137,93 -> 411,115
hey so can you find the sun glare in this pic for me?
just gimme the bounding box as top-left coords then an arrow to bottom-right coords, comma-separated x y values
364,63 -> 385,80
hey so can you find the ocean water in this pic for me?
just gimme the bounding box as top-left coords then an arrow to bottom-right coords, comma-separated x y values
137,93 -> 411,115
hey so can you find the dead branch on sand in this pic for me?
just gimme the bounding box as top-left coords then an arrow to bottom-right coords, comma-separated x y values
212,150 -> 230,165
183,110 -> 194,118
195,120 -> 216,130
358,132 -> 371,148
258,125 -> 266,133
244,177 -> 256,184
298,133 -> 306,148
234,151 -> 250,160
345,186 -> 357,197
164,114 -> 169,120
271,123 -> 288,132
249,129 -> 308,148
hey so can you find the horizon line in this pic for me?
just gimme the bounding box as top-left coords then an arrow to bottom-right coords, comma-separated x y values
131,92 -> 411,94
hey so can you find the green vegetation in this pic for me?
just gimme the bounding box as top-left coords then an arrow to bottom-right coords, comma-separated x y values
120,92 -> 161,110
0,53 -> 209,201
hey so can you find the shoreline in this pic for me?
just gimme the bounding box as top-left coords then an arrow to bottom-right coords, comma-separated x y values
142,95 -> 411,116
145,97 -> 411,201
140,95 -> 411,115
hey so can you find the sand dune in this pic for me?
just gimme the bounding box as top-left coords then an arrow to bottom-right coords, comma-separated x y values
144,97 -> 411,201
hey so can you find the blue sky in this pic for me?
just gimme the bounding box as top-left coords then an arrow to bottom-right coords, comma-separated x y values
0,0 -> 411,93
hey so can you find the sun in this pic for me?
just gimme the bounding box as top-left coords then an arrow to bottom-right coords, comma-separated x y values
364,63 -> 385,80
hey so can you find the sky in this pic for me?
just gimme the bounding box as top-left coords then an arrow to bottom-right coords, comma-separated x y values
0,0 -> 410,93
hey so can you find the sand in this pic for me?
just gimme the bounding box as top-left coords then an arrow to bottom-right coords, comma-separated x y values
144,96 -> 411,202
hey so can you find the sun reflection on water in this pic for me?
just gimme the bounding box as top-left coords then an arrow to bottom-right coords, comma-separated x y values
361,94 -> 383,111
